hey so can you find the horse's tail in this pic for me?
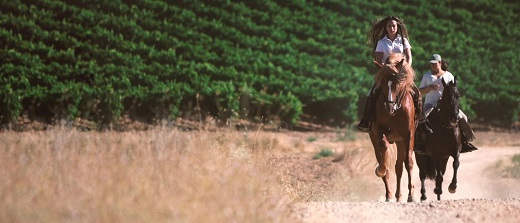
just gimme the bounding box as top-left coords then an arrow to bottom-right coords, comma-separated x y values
416,154 -> 436,180
424,156 -> 436,180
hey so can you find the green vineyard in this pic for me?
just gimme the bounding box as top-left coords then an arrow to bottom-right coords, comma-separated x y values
1,0 -> 519,130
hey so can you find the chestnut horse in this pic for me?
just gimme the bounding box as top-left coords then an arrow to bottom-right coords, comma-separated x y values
369,54 -> 416,202
415,77 -> 462,201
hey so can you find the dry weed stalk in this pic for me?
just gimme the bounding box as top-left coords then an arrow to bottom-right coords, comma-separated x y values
0,129 -> 291,222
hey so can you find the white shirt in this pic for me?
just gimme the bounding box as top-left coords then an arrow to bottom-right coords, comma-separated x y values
375,35 -> 411,63
419,71 -> 455,106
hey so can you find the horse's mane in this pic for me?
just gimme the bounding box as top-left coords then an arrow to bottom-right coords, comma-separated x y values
441,78 -> 460,102
439,77 -> 460,113
374,54 -> 416,97
429,78 -> 460,125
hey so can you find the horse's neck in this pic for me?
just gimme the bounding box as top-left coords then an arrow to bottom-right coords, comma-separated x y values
431,100 -> 453,124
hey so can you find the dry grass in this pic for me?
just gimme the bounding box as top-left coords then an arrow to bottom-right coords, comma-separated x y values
0,128 -> 293,223
2,126 -> 516,222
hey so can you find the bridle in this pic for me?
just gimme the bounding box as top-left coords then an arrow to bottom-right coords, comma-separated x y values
435,82 -> 460,128
381,65 -> 406,116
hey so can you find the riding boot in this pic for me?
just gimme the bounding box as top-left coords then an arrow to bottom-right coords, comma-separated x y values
460,118 -> 478,153
412,84 -> 433,134
357,88 -> 379,133
459,118 -> 475,142
461,133 -> 478,153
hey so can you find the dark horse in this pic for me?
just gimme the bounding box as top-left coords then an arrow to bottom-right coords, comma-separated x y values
415,77 -> 462,201
369,54 -> 416,202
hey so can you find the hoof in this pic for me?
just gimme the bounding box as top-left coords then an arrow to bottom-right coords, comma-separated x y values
407,196 -> 415,202
448,184 -> 457,193
375,166 -> 386,177
420,195 -> 427,201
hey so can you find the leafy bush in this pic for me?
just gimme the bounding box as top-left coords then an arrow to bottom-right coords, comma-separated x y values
0,0 -> 518,128
312,149 -> 335,160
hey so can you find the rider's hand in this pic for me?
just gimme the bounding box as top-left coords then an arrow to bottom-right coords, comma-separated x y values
373,60 -> 384,69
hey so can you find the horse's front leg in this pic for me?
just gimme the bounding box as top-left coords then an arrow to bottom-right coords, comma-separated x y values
372,133 -> 389,178
394,142 -> 405,202
370,132 -> 392,201
404,137 -> 415,202
382,170 -> 392,202
434,158 -> 449,200
379,135 -> 392,202
449,153 -> 460,193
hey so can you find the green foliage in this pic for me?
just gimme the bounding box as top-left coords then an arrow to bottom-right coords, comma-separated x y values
0,82 -> 22,128
335,125 -> 358,142
0,0 -> 518,128
312,148 -> 334,160
307,136 -> 317,142
513,154 -> 520,164
95,84 -> 123,128
503,154 -> 520,179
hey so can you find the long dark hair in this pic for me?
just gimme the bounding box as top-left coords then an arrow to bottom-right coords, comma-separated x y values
441,59 -> 450,71
368,16 -> 409,53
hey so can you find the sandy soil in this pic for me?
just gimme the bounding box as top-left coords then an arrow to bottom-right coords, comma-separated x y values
291,198 -> 520,223
287,131 -> 520,223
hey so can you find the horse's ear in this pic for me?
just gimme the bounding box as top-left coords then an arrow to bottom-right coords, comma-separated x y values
454,76 -> 458,85
398,59 -> 404,67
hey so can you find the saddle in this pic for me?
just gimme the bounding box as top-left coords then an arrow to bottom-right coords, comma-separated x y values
409,87 -> 422,122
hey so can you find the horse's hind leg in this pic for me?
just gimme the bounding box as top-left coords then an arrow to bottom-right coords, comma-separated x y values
415,154 -> 428,201
449,153 -> 460,193
434,172 -> 443,201
420,176 -> 427,201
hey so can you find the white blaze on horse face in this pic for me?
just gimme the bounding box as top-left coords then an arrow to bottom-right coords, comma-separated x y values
388,81 -> 393,101
388,81 -> 397,111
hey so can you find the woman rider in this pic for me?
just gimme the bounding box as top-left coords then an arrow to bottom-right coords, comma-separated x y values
419,54 -> 478,153
358,16 -> 431,133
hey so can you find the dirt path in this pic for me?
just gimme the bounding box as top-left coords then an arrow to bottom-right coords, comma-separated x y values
418,147 -> 520,200
291,146 -> 520,222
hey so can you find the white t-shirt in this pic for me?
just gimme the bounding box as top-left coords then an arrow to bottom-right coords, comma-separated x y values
375,35 -> 411,63
419,71 -> 455,106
